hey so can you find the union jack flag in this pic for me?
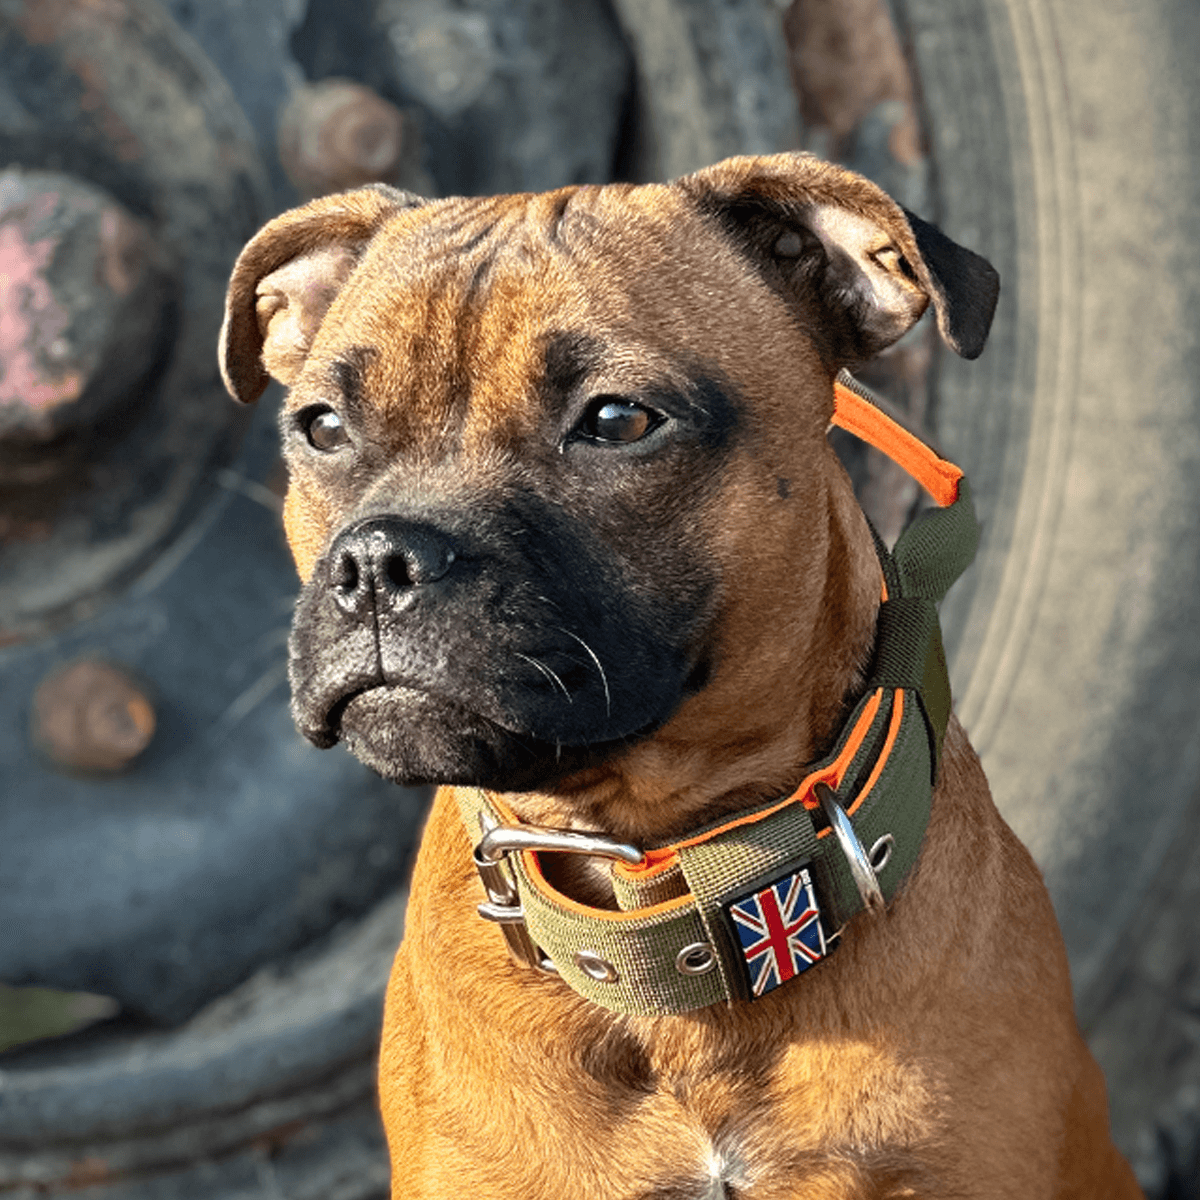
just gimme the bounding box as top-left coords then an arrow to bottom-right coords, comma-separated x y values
727,867 -> 827,997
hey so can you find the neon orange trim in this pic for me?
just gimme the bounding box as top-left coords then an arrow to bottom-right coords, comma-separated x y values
833,382 -> 962,508
846,689 -> 903,817
614,845 -> 680,882
786,687 -> 885,812
612,689 -> 886,887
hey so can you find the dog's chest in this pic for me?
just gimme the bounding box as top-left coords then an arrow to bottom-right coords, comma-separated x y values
588,1116 -> 935,1200
573,1043 -> 939,1199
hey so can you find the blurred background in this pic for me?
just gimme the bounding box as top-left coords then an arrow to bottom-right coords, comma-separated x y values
1,0 -> 1198,1195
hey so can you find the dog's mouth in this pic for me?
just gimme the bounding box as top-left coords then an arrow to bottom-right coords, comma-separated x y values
306,678 -> 667,790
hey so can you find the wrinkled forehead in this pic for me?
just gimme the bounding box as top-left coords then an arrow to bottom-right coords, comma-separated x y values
288,181 -> 814,465
307,187 -> 753,379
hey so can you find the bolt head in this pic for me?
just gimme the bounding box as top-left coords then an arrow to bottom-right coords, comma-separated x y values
278,79 -> 432,199
32,659 -> 156,775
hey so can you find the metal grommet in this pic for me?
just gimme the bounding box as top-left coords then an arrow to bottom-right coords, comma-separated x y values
869,834 -> 895,873
575,950 -> 619,983
675,942 -> 717,976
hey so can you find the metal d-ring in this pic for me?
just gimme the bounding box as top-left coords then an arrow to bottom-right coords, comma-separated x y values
814,782 -> 886,915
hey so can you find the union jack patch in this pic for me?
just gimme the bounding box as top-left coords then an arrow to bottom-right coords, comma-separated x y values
726,866 -> 828,997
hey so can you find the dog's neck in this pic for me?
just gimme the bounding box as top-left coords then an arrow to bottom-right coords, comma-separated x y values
493,465 -> 881,892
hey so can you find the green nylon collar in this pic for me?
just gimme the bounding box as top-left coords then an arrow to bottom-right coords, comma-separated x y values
458,374 -> 979,1016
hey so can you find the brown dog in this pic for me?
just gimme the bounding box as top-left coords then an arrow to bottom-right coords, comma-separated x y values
220,153 -> 1141,1199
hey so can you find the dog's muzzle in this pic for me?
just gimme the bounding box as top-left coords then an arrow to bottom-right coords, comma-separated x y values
286,504 -> 705,788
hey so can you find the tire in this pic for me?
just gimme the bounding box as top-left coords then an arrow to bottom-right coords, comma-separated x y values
896,0 -> 1200,1188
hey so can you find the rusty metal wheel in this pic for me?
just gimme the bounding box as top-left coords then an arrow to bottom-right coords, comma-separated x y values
0,2 -> 425,1195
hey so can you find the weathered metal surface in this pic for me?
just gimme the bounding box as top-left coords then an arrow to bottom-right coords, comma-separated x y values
0,887 -> 404,1196
0,170 -> 169,455
289,0 -> 633,195
0,6 -> 427,1189
166,0 -> 634,208
1,395 -> 427,1025
0,0 -> 267,639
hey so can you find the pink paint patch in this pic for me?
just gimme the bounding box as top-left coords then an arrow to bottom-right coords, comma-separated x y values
0,218 -> 82,412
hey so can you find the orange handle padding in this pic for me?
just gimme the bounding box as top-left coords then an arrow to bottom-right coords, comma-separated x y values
832,382 -> 962,509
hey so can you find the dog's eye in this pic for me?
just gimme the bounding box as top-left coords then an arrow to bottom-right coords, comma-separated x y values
579,396 -> 659,444
303,407 -> 349,452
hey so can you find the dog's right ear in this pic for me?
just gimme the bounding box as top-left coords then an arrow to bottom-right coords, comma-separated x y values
679,154 -> 999,367
219,185 -> 425,404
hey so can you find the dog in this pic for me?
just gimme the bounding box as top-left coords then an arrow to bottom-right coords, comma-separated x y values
220,152 -> 1142,1199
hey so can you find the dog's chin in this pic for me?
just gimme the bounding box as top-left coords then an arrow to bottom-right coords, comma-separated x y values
329,685 -> 646,791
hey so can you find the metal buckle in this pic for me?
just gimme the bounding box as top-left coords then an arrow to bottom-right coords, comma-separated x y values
472,818 -> 644,972
814,781 -> 886,916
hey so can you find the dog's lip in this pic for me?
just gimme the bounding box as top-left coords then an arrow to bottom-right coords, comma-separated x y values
318,679 -> 519,742
318,678 -> 422,731
321,684 -> 372,739
315,677 -> 666,750
294,679 -> 394,749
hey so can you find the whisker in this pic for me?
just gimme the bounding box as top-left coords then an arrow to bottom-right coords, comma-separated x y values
514,651 -> 573,703
558,628 -> 611,719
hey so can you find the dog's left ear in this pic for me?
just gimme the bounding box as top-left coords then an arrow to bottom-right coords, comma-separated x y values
681,154 -> 999,364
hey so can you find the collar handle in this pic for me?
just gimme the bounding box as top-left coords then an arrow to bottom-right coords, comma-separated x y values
834,371 -> 979,770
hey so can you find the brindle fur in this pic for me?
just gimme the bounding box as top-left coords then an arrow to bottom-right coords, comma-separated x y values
221,154 -> 1141,1198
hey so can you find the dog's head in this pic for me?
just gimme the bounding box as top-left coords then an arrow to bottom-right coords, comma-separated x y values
220,154 -> 997,801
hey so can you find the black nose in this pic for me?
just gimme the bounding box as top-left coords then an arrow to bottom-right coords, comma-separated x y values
326,518 -> 457,618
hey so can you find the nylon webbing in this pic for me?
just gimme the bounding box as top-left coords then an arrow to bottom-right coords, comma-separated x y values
457,373 -> 979,1016
893,479 -> 979,604
871,598 -> 938,690
842,373 -> 979,771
